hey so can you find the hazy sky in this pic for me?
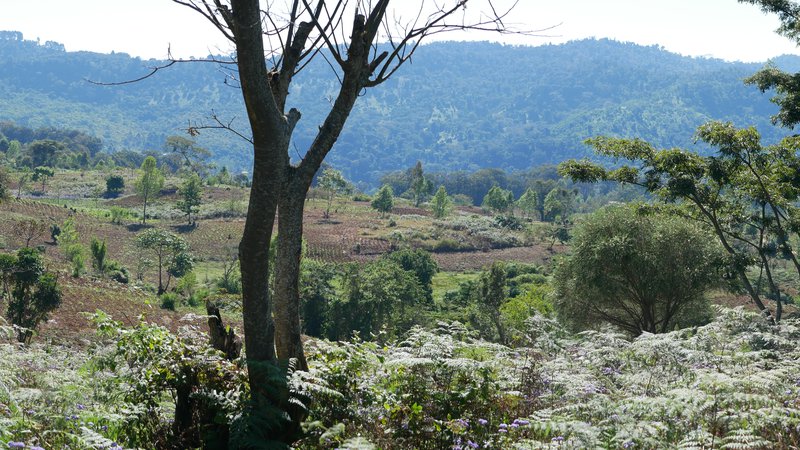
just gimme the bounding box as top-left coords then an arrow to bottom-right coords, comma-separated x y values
1,0 -> 798,62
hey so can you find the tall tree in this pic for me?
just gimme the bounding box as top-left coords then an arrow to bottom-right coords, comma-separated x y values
371,184 -> 395,217
171,1 -> 521,441
559,121 -> 800,322
431,185 -> 452,219
316,167 -> 351,219
134,156 -> 164,225
164,135 -> 212,176
410,160 -> 432,207
553,204 -> 722,336
135,229 -> 193,295
516,187 -> 539,220
482,185 -> 514,213
177,173 -> 203,225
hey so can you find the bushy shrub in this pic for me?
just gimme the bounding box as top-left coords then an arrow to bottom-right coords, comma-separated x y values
105,174 -> 125,197
159,292 -> 178,310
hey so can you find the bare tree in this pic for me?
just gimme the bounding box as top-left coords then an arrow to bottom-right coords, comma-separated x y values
167,0 -> 535,442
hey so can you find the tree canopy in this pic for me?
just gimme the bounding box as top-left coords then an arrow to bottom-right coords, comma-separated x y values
553,204 -> 722,335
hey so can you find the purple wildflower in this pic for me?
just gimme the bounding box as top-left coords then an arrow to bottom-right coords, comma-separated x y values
76,404 -> 85,410
477,418 -> 488,426
7,443 -> 25,449
552,436 -> 565,442
467,440 -> 479,449
623,441 -> 635,449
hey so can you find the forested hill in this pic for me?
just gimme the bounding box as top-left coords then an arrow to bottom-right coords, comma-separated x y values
0,32 -> 794,184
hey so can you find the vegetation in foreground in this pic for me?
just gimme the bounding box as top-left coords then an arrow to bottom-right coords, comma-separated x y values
1,308 -> 799,449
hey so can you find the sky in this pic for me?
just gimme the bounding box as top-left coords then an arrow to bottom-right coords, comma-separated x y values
1,0 -> 798,62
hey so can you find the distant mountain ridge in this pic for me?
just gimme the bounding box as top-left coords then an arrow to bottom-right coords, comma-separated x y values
0,32 -> 794,184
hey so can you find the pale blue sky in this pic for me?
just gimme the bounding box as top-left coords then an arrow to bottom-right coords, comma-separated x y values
1,0 -> 797,62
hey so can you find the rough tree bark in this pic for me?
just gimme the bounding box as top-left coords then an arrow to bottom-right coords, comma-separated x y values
169,0 -> 524,443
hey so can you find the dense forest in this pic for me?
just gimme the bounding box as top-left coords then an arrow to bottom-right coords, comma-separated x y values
0,31 -> 794,185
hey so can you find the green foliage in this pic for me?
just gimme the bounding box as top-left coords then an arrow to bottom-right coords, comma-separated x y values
430,185 -> 452,219
5,247 -> 62,343
104,174 -> 125,196
516,187 -> 539,219
90,312 -> 247,447
109,206 -> 128,224
543,187 -> 575,222
0,165 -> 9,201
371,184 -> 394,216
31,166 -> 54,192
476,262 -> 509,344
176,173 -> 203,225
382,248 -> 439,304
299,259 -> 337,338
294,308 -> 800,449
326,259 -> 426,340
163,135 -> 212,176
159,292 -> 178,310
482,185 -> 514,213
553,204 -> 721,335
562,121 -> 800,322
26,140 -> 63,168
409,161 -> 432,207
90,238 -> 107,272
56,217 -> 87,278
134,156 -> 164,224
317,167 -> 353,218
135,229 -> 192,294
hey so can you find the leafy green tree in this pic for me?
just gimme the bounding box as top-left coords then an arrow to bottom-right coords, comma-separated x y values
32,166 -> 54,192
57,217 -> 86,277
553,204 -> 722,336
738,0 -> 800,128
482,185 -> 514,213
15,168 -> 30,199
6,247 -> 62,343
0,165 -> 10,202
327,259 -> 425,340
516,188 -> 539,219
543,187 -> 575,222
371,184 -> 394,216
382,248 -> 439,304
317,167 -> 351,219
164,135 -> 212,176
105,174 -> 125,197
476,262 -> 508,344
560,123 -> 800,322
90,238 -> 107,273
0,253 -> 17,301
430,185 -> 452,219
27,139 -> 63,167
299,259 -> 336,338
135,229 -> 192,295
177,173 -> 203,225
409,161 -> 432,207
134,156 -> 164,224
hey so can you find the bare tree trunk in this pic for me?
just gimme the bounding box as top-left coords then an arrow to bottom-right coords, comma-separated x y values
274,178 -> 309,371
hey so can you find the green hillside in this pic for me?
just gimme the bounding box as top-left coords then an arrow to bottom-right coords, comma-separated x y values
0,32 -> 793,184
